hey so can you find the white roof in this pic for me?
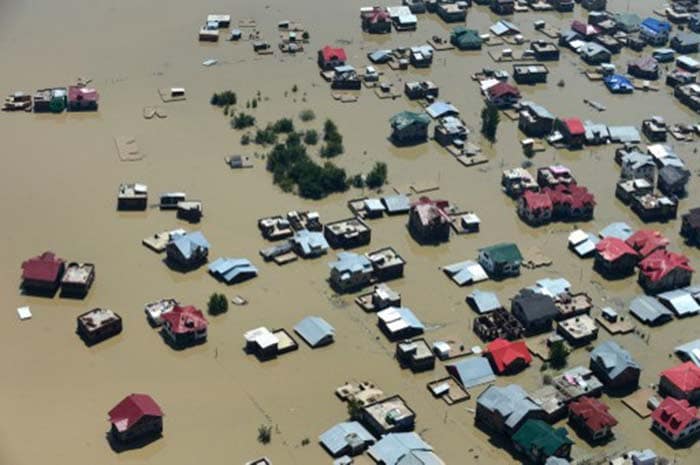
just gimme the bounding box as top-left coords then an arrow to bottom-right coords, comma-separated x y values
568,229 -> 588,245
480,79 -> 500,92
17,306 -> 32,320
244,327 -> 279,349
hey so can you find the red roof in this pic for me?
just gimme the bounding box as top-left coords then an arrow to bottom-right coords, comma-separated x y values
569,396 -> 618,432
562,118 -> 585,136
488,82 -> 520,99
545,184 -> 595,210
108,394 -> 163,433
320,46 -> 347,63
161,305 -> 208,334
411,196 -> 451,225
21,251 -> 65,282
522,190 -> 553,212
595,237 -> 639,262
487,338 -> 532,373
639,249 -> 693,283
68,85 -> 99,103
651,397 -> 699,436
625,230 -> 669,258
571,20 -> 600,37
367,7 -> 390,23
661,362 -> 700,393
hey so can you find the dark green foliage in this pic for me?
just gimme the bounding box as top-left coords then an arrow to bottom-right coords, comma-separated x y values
549,341 -> 570,370
257,425 -> 272,444
304,129 -> 319,145
347,398 -> 362,420
286,131 -> 302,147
272,118 -> 294,133
232,113 -> 256,129
255,125 -> 278,145
241,133 -> 251,145
210,90 -> 237,107
480,103 -> 500,143
207,293 -> 228,315
321,119 -> 344,157
351,174 -> 365,188
266,137 -> 347,199
365,162 -> 388,189
252,99 -> 258,109
299,109 -> 315,122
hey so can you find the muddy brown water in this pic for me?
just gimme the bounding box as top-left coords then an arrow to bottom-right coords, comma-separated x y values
0,1 -> 699,464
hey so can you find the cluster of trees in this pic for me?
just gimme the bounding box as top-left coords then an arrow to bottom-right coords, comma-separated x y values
266,135 -> 348,199
350,162 -> 389,190
232,113 -> 255,129
320,119 -> 344,158
210,90 -> 237,107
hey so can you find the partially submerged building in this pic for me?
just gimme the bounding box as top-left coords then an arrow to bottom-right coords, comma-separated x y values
408,197 -> 451,244
451,26 -> 482,50
377,307 -> 424,340
166,231 -> 209,269
594,237 -> 639,278
20,251 -> 65,294
108,394 -> 163,443
568,397 -> 617,442
629,295 -> 673,326
475,384 -> 545,437
396,338 -> 435,372
486,338 -> 532,374
161,305 -> 208,348
291,229 -> 329,258
360,395 -> 416,436
324,217 -> 371,249
651,397 -> 700,445
61,262 -> 95,297
511,289 -> 560,335
319,421 -> 375,458
329,252 -> 373,293
590,340 -> 641,391
294,316 -> 335,348
512,420 -> 573,464
77,308 -> 122,345
638,249 -> 693,294
208,257 -> 258,284
474,308 -> 525,341
659,362 -> 700,404
117,183 -> 148,210
681,208 -> 700,245
390,111 -> 430,145
478,242 -> 522,279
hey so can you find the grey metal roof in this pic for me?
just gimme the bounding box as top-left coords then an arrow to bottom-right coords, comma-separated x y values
675,339 -> 700,366
608,126 -> 641,144
658,289 -> 700,316
208,257 -> 258,283
574,234 -> 599,257
629,296 -> 673,325
426,101 -> 459,119
319,421 -> 375,457
447,357 -> 495,389
442,260 -> 488,286
468,289 -> 502,314
599,222 -> 634,240
382,194 -> 411,213
520,101 -> 554,120
294,316 -> 335,348
329,252 -> 373,274
476,384 -> 542,429
171,231 -> 210,259
545,457 -> 570,465
590,340 -> 640,380
368,433 -> 444,465
534,278 -> 571,298
291,229 -> 329,256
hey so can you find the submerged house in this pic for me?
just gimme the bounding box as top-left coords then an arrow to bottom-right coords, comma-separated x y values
161,305 -> 208,348
511,289 -> 560,335
361,7 -> 392,34
518,190 -> 553,226
580,42 -> 612,64
625,230 -> 669,258
659,362 -> 700,404
531,41 -> 560,61
108,394 -> 163,443
208,257 -> 258,284
77,308 -> 122,345
658,165 -> 691,197
166,231 -> 209,269
360,396 -> 416,436
20,251 -> 65,294
519,101 -> 555,137
640,18 -> 672,46
367,433 -> 444,465
638,250 -> 693,294
568,397 -> 617,442
589,340 -> 641,391
319,421 -> 375,458
390,111 -> 430,145
491,0 -> 515,16
671,32 -> 700,54
594,237 -> 639,277
486,82 -> 521,108
556,118 -> 586,148
651,397 -> 700,445
451,26 -> 482,50
478,243 -> 522,279
681,208 -> 700,245
291,229 -> 329,258
628,56 -> 660,80
328,252 -> 373,292
604,74 -> 634,94
377,307 -> 424,340
475,384 -> 545,437
408,197 -> 451,244
67,85 -> 99,111
294,316 -> 335,348
630,295 -> 674,326
512,420 -> 573,464
318,46 -> 347,70
486,338 -> 532,374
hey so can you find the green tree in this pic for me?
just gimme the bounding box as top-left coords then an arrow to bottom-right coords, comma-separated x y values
232,113 -> 256,129
255,125 -> 278,145
351,174 -> 365,188
480,103 -> 500,143
365,162 -> 388,189
299,109 -> 315,122
272,118 -> 294,133
549,341 -> 570,370
304,129 -> 319,145
210,90 -> 237,107
347,398 -> 363,420
207,293 -> 229,315
257,424 -> 272,444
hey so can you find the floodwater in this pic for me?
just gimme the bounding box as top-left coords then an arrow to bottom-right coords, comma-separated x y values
0,0 -> 699,464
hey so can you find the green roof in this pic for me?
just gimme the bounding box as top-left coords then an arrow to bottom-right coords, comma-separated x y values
451,27 -> 482,50
390,111 -> 430,131
512,420 -> 573,457
480,243 -> 522,264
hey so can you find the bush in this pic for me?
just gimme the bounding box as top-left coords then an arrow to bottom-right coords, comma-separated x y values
255,125 -> 278,145
252,99 -> 258,109
351,174 -> 365,188
299,109 -> 315,122
241,133 -> 251,145
272,118 -> 294,134
365,162 -> 388,189
257,425 -> 272,444
347,398 -> 362,420
291,84 -> 298,93
286,131 -> 302,147
320,140 -> 343,158
480,103 -> 500,143
549,341 -> 570,370
321,119 -> 344,158
232,113 -> 256,129
207,293 -> 228,315
302,31 -> 310,41
210,90 -> 237,107
304,129 -> 319,145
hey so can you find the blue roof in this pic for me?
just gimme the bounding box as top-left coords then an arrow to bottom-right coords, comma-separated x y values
468,289 -> 502,314
294,316 -> 335,348
382,194 -> 411,213
319,421 -> 374,457
398,307 -> 425,331
599,222 -> 634,240
426,101 -> 459,119
591,340 -> 640,380
365,198 -> 385,212
442,260 -> 487,286
329,252 -> 373,276
171,231 -> 210,259
208,257 -> 258,284
368,433 -> 443,465
447,357 -> 495,388
292,229 -> 329,257
642,18 -> 671,34
534,278 -> 571,297
604,74 -> 634,93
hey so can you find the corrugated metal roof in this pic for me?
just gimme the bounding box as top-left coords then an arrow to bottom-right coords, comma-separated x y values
658,289 -> 700,316
675,339 -> 700,366
477,384 -> 542,429
629,295 -> 673,324
319,421 -> 374,457
382,194 -> 410,213
591,340 -> 640,380
368,433 -> 443,465
447,357 -> 495,388
599,222 -> 634,240
442,260 -> 489,286
534,278 -> 571,298
208,257 -> 258,284
468,289 -> 502,314
294,316 -> 335,348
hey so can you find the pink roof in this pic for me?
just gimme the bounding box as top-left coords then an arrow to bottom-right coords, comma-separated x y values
569,397 -> 618,432
661,362 -> 700,393
320,46 -> 347,63
571,20 -> 600,37
487,338 -> 531,373
68,85 -> 99,103
108,394 -> 163,433
161,305 -> 208,334
21,251 -> 64,282
411,196 -> 451,225
625,230 -> 669,258
488,82 -> 520,99
639,249 -> 693,283
367,7 -> 390,23
562,118 -> 585,136
595,237 -> 638,262
522,190 -> 553,212
545,184 -> 595,210
652,397 -> 699,436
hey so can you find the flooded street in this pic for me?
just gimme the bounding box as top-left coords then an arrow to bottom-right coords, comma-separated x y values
1,0 -> 699,464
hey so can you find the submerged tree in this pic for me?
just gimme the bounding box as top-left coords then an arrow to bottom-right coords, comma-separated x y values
549,341 -> 570,370
207,293 -> 229,315
257,424 -> 272,444
365,162 -> 388,189
480,103 -> 500,143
